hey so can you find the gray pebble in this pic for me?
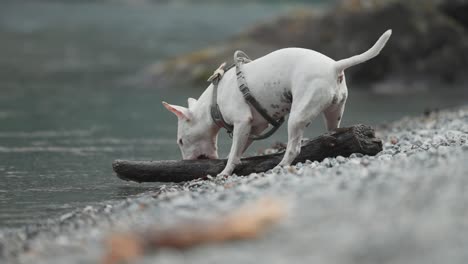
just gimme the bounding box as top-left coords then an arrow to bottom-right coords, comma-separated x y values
378,154 -> 392,161
336,156 -> 346,163
350,153 -> 364,158
2,106 -> 468,264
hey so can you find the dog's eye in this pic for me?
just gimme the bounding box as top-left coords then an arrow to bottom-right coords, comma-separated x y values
178,139 -> 183,145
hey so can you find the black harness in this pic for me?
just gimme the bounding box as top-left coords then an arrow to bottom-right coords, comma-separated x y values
209,50 -> 285,140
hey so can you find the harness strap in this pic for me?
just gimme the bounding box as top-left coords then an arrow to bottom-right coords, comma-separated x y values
209,51 -> 285,140
234,51 -> 284,128
210,63 -> 234,136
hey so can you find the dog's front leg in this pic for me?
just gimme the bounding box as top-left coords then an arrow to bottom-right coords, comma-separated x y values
241,123 -> 268,154
218,120 -> 252,176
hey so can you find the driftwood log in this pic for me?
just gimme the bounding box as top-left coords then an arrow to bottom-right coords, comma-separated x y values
113,124 -> 382,183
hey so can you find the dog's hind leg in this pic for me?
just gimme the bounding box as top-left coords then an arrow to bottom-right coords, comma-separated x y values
322,102 -> 346,132
278,90 -> 325,167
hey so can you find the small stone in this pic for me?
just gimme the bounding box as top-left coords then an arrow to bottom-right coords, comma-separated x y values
272,166 -> 282,174
382,149 -> 396,155
104,204 -> 112,213
59,212 -> 74,222
287,166 -> 298,174
378,154 -> 392,161
330,159 -> 339,167
350,153 -> 364,158
394,153 -> 407,159
336,156 -> 346,163
360,159 -> 370,166
83,206 -> 94,213
322,158 -> 332,167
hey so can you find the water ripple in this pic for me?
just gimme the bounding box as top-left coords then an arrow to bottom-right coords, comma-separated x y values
0,146 -> 133,154
0,129 -> 98,139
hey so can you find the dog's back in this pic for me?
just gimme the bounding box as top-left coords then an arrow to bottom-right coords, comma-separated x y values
241,48 -> 337,121
216,30 -> 391,129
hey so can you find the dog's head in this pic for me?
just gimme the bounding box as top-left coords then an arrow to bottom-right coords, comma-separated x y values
163,99 -> 218,160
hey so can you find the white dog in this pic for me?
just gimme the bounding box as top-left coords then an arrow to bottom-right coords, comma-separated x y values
163,30 -> 392,176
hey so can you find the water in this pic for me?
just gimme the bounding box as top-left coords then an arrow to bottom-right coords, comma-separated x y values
0,0 -> 466,229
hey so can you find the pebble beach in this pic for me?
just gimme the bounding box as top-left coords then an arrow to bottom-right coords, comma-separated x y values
1,105 -> 467,263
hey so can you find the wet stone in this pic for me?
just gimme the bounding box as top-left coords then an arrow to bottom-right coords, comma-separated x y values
378,154 -> 393,161
336,156 -> 346,163
2,106 -> 468,264
350,153 -> 364,158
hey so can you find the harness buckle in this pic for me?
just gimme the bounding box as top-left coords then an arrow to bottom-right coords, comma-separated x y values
207,62 -> 227,83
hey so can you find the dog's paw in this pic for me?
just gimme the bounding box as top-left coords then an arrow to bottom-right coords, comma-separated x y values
272,165 -> 284,173
217,170 -> 231,178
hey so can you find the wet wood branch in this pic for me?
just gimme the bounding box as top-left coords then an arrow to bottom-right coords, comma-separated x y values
112,124 -> 382,183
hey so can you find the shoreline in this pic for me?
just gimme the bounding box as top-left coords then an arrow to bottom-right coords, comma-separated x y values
141,0 -> 468,91
1,104 -> 468,263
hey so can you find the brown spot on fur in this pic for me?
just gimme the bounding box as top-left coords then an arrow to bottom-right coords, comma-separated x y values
332,95 -> 338,104
284,91 -> 292,102
280,90 -> 293,104
337,116 -> 341,121
340,92 -> 347,104
338,74 -> 344,84
271,104 -> 280,109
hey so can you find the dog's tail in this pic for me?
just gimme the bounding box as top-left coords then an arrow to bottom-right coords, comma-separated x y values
334,29 -> 392,74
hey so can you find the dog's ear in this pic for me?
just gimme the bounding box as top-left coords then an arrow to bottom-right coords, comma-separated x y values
187,98 -> 197,109
162,101 -> 192,121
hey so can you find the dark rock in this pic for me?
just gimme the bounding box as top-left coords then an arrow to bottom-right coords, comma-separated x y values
142,0 -> 468,90
440,0 -> 468,30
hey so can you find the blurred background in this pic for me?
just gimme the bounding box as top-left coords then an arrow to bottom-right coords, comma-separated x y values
0,0 -> 466,229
